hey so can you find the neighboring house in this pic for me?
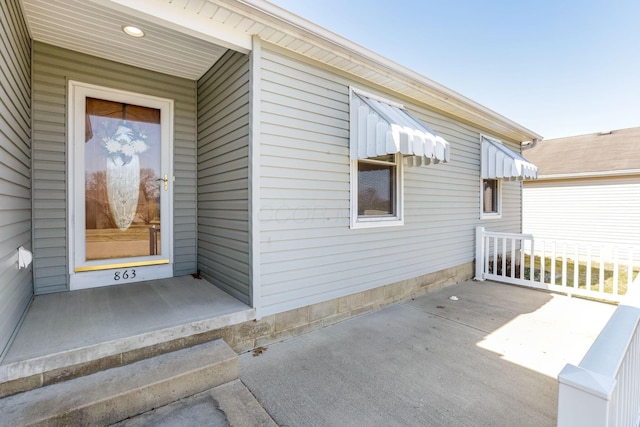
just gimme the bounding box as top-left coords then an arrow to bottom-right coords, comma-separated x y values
0,0 -> 539,359
523,127 -> 640,255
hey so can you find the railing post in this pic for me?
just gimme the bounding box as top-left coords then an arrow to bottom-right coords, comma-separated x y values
557,364 -> 614,427
557,275 -> 640,426
530,238 -> 535,283
149,226 -> 159,255
475,226 -> 485,281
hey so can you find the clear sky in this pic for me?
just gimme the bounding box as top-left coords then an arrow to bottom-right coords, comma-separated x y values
268,0 -> 640,139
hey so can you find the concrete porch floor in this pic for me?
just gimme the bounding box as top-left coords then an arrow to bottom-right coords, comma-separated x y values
240,280 -> 617,426
1,276 -> 253,386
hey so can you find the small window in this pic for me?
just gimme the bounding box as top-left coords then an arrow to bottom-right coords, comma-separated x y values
359,155 -> 396,216
351,154 -> 403,228
481,178 -> 501,218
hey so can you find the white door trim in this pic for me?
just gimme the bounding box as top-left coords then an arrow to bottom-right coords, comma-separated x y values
67,80 -> 174,290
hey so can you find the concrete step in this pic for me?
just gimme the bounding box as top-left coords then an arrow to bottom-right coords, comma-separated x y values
0,339 -> 237,427
0,305 -> 255,399
112,379 -> 277,427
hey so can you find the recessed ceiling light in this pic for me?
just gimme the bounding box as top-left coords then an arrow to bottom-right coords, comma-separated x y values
122,25 -> 145,38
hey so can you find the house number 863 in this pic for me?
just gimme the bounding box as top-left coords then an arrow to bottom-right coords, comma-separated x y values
114,269 -> 136,281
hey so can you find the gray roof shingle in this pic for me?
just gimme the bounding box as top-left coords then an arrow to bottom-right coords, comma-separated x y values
523,127 -> 640,176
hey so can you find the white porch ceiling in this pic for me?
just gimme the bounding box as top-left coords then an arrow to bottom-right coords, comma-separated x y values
21,0 -> 229,80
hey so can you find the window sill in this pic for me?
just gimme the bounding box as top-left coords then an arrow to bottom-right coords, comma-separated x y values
350,217 -> 404,229
481,212 -> 502,220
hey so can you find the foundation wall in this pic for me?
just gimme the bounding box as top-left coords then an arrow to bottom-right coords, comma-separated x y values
216,262 -> 473,352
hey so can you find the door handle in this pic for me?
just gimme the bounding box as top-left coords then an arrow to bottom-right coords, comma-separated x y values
155,174 -> 169,191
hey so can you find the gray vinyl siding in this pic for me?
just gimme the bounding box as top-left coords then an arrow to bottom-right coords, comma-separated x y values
258,45 -> 523,316
197,51 -> 250,304
0,0 -> 32,358
523,176 -> 640,251
32,42 -> 197,294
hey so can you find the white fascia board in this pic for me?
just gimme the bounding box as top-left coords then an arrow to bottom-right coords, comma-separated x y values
90,0 -> 252,53
534,169 -> 640,181
234,0 -> 542,142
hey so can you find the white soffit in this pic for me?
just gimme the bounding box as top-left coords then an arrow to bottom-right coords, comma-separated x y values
351,91 -> 450,167
90,0 -> 252,52
481,136 -> 538,180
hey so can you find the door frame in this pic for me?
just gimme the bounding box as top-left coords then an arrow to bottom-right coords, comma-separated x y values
67,80 -> 174,290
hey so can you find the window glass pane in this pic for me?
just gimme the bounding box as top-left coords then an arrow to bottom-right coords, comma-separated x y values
358,161 -> 395,216
483,179 -> 498,213
84,97 -> 162,260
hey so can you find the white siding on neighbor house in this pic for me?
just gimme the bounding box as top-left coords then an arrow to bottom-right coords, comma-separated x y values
523,176 -> 640,252
257,45 -> 524,316
197,50 -> 251,304
0,0 -> 32,359
32,42 -> 198,294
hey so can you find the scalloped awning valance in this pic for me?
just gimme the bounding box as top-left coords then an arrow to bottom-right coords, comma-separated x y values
350,92 -> 450,167
481,136 -> 538,180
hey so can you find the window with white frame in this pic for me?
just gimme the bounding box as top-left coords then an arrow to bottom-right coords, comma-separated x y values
353,153 -> 402,226
481,178 -> 501,217
479,133 -> 538,219
349,87 -> 450,228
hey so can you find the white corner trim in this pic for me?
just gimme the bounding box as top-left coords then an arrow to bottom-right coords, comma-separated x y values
249,36 -> 262,318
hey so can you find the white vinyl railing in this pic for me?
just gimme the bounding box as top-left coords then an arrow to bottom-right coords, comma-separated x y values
475,227 -> 640,425
557,276 -> 640,426
475,227 -> 639,303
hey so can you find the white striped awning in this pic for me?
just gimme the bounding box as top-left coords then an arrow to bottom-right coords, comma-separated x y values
350,91 -> 450,167
481,136 -> 538,180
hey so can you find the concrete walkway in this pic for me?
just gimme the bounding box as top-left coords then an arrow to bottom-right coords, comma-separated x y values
240,280 -> 615,427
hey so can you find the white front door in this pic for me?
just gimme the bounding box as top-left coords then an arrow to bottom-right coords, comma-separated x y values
68,81 -> 174,290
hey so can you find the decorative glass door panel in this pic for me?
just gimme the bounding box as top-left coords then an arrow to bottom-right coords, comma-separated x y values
69,82 -> 173,290
84,98 -> 162,260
